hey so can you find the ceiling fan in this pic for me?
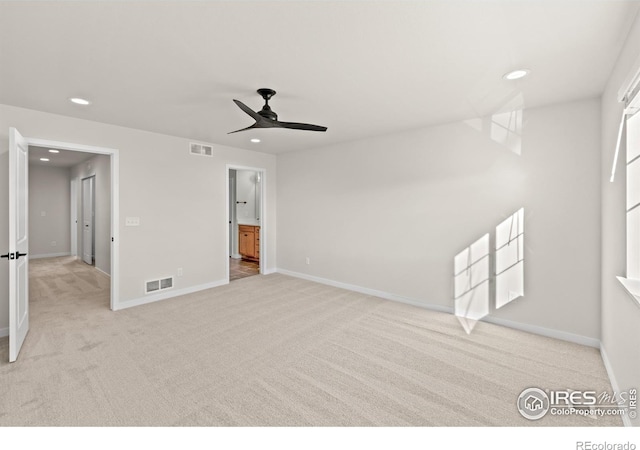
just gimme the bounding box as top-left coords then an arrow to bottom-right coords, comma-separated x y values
229,88 -> 327,134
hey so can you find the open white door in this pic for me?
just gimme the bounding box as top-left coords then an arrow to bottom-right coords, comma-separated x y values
7,128 -> 29,362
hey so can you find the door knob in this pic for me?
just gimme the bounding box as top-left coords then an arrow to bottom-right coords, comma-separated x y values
15,252 -> 27,260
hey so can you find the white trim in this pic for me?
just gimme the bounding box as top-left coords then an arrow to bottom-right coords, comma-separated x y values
29,252 -> 71,260
26,139 -> 116,156
95,267 -> 111,278
111,150 -> 120,310
0,327 -> 8,338
600,345 -> 633,427
616,276 -> 640,309
26,137 -> 120,311
482,316 -> 600,348
618,52 -> 640,103
275,268 -> 454,314
610,108 -> 629,183
262,268 -> 277,275
231,253 -> 242,260
114,279 -> 228,311
276,268 -> 599,347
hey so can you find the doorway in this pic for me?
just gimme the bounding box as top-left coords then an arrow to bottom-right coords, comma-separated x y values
28,145 -> 112,282
24,136 -> 119,312
227,165 -> 265,282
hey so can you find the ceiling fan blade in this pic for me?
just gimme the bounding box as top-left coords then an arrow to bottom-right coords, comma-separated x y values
227,122 -> 259,134
233,99 -> 262,121
227,116 -> 277,134
276,121 -> 328,132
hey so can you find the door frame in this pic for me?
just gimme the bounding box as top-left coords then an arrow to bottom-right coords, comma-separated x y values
225,164 -> 266,280
27,137 -> 120,310
81,175 -> 96,265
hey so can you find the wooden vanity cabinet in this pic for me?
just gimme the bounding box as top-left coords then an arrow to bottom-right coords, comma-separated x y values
239,225 -> 260,261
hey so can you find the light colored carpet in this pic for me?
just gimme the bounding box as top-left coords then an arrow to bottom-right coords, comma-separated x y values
0,257 -> 621,426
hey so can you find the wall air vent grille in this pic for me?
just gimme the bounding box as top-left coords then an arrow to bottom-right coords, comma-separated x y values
145,280 -> 160,294
160,277 -> 173,289
145,276 -> 174,294
190,142 -> 213,157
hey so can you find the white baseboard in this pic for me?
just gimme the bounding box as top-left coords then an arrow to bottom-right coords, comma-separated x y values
0,327 -> 8,338
276,268 -> 599,348
29,252 -> 71,260
600,345 -> 633,427
482,315 -> 600,348
231,254 -> 242,259
114,279 -> 228,311
95,267 -> 111,278
262,267 -> 277,275
275,268 -> 454,314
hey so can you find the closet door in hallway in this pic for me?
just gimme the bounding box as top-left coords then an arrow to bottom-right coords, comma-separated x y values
81,176 -> 95,265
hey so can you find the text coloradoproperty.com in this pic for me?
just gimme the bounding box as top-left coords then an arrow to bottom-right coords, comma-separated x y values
551,407 -> 627,417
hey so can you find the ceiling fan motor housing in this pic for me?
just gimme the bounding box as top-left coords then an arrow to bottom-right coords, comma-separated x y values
258,105 -> 278,121
257,88 -> 278,120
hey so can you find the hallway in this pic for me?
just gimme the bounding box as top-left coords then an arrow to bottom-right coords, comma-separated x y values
29,256 -> 110,313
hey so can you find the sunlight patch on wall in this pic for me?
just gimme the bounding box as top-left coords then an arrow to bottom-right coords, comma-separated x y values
453,208 -> 525,334
454,233 -> 490,334
495,208 -> 524,309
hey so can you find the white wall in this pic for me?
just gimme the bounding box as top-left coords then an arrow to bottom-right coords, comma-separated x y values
70,154 -> 111,275
28,164 -> 71,258
277,98 -> 602,342
0,104 -> 276,330
600,11 -> 640,427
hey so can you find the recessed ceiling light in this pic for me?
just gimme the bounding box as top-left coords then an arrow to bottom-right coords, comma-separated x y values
503,69 -> 530,80
250,138 -> 261,143
69,97 -> 91,105
48,149 -> 60,153
40,158 -> 50,162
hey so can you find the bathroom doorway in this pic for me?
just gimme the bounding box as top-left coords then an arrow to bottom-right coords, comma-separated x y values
227,166 -> 265,282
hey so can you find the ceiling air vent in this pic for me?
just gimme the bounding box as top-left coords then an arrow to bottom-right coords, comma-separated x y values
145,276 -> 174,294
190,142 -> 213,157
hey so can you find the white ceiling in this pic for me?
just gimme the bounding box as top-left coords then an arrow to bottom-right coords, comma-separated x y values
29,145 -> 94,168
1,1 -> 638,154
